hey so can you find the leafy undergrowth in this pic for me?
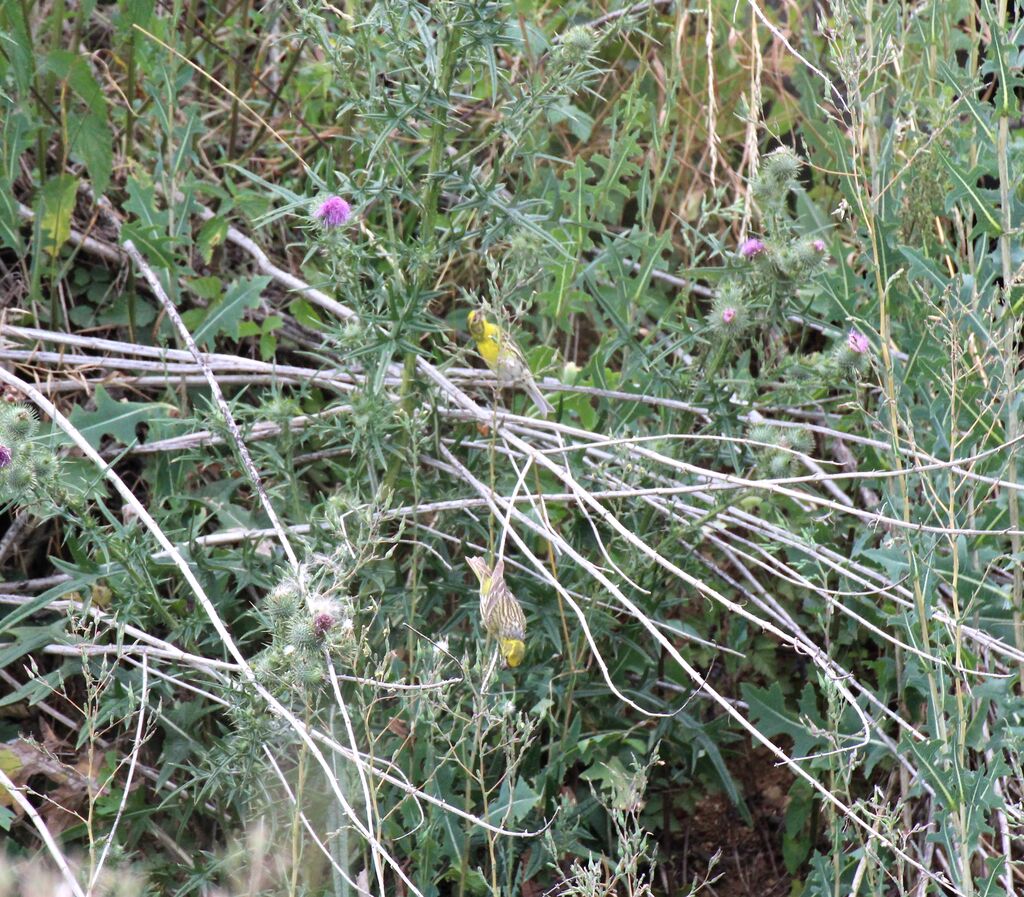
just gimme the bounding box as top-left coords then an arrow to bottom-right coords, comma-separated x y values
2,0 -> 1024,895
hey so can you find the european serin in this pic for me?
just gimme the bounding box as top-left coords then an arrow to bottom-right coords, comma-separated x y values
466,556 -> 527,668
467,310 -> 554,416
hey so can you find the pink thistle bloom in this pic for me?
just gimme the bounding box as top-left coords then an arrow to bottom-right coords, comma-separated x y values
314,196 -> 352,228
721,308 -> 736,324
847,329 -> 870,354
0,445 -> 10,469
812,239 -> 826,252
739,237 -> 766,258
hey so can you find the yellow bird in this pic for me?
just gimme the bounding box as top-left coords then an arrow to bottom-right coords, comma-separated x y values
467,310 -> 554,416
466,556 -> 527,668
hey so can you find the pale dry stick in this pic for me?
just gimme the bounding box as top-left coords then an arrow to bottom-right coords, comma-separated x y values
494,422 -> 1019,665
491,423 -> 1003,675
88,655 -> 149,895
745,0 -> 845,112
36,375 -> 320,396
32,642 -> 237,675
623,438 -> 1024,539
326,659 -> 387,897
584,468 -> 883,760
262,747 -> 365,894
0,766 -> 87,897
457,403 -> 1024,501
719,501 -> 1024,668
430,516 -> 742,656
435,445 -> 670,719
0,370 -> 429,897
588,455 -> 951,674
497,442 -> 648,595
701,545 -> 929,755
114,234 -> 300,570
738,0 -> 763,240
704,0 -> 719,185
706,521 -> 949,671
436,444 -> 961,895
0,595 -> 239,675
0,348 -> 360,395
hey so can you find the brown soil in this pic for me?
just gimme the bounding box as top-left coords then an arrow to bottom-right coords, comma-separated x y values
660,744 -> 795,897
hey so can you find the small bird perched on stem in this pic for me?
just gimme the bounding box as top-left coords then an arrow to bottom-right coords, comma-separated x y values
466,556 -> 527,668
467,309 -> 554,416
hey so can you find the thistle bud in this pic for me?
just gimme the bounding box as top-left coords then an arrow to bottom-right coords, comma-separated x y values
558,25 -> 596,65
710,283 -> 751,341
287,617 -> 320,654
753,147 -> 802,207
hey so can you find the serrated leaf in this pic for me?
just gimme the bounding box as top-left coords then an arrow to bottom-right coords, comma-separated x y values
741,681 -> 826,762
68,110 -> 112,195
60,385 -> 174,449
485,777 -> 539,825
36,173 -> 78,256
43,49 -> 106,116
194,275 -> 270,349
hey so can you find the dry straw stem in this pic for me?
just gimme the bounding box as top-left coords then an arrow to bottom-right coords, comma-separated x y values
0,370 -> 545,897
0,765 -> 87,897
8,167 -> 1020,889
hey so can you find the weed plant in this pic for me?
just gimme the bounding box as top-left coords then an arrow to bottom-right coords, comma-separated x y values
1,0 -> 1023,895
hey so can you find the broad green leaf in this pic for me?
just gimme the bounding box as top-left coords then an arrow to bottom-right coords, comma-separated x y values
59,385 -> 175,449
43,49 -> 107,116
36,173 -> 78,256
194,275 -> 270,349
68,110 -> 112,195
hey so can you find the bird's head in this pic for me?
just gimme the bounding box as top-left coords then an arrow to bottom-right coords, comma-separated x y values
467,309 -> 488,340
466,556 -> 492,591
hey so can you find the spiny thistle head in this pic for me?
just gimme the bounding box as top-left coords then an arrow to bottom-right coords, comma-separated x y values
833,328 -> 871,376
558,25 -> 597,64
287,616 -> 320,654
780,426 -> 815,456
0,405 -> 38,444
709,282 -> 751,341
753,147 -> 802,207
0,445 -> 11,470
777,236 -> 829,279
748,423 -> 802,478
265,580 -> 302,632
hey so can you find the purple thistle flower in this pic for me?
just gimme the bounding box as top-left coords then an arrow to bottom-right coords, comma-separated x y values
314,196 -> 352,228
847,329 -> 870,354
812,239 -> 826,252
313,612 -> 335,637
721,308 -> 736,324
0,445 -> 10,470
739,237 -> 766,259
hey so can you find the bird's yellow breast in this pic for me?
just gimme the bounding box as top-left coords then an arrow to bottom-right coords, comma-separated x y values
473,322 -> 503,370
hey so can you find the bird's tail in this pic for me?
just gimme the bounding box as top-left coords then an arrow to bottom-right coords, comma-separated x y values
524,378 -> 554,416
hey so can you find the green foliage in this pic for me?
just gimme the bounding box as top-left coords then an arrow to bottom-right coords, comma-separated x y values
2,0 -> 1024,895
